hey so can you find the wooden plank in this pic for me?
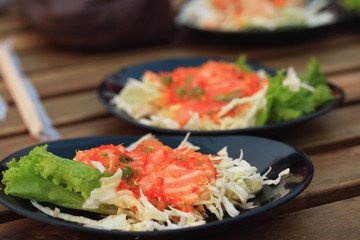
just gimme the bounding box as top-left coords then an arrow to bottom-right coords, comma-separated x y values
0,118 -> 147,161
274,144 -> 360,213
256,110 -> 360,213
1,42 -> 359,106
0,18 -> 28,35
0,196 -> 359,240
0,32 -> 49,52
0,87 -> 359,147
218,196 -> 360,240
0,91 -> 109,137
327,69 -> 360,104
0,97 -> 359,156
0,32 -> 357,100
275,104 -> 360,154
310,145 -> 360,189
260,43 -> 360,74
0,1 -> 28,35
6,30 -> 360,75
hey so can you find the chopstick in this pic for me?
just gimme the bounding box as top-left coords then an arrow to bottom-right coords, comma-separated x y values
0,38 -> 60,141
0,93 -> 7,120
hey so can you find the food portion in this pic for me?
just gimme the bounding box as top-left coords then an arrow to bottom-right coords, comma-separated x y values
177,0 -> 337,31
341,0 -> 360,13
112,56 -> 334,131
1,134 -> 289,231
2,146 -> 108,212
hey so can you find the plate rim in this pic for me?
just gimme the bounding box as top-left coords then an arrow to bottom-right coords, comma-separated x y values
179,18 -> 342,37
0,135 -> 314,237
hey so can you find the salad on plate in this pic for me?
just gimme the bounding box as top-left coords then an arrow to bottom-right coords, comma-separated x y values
112,56 -> 334,131
177,0 -> 337,31
1,134 -> 289,231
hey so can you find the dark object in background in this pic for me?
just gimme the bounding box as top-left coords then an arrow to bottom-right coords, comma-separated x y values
18,0 -> 176,51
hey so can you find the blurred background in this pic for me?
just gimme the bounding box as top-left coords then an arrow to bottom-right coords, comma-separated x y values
0,0 -> 358,51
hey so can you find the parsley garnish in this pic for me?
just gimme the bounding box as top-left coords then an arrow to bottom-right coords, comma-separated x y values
185,75 -> 193,88
213,90 -> 240,102
143,146 -> 153,153
121,166 -> 136,181
193,86 -> 205,95
119,153 -> 134,163
175,87 -> 186,97
173,74 -> 206,99
161,76 -> 173,86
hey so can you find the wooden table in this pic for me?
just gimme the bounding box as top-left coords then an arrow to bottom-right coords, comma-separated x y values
0,2 -> 360,240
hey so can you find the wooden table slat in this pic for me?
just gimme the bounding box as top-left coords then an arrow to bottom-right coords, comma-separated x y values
1,196 -> 359,240
1,97 -> 359,151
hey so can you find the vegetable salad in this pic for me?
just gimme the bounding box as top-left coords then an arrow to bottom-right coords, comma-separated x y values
177,0 -> 337,31
112,56 -> 334,131
2,134 -> 289,231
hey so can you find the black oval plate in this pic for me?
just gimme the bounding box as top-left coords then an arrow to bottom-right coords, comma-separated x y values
176,1 -> 345,43
97,57 -> 344,136
0,135 -> 313,239
179,17 -> 342,41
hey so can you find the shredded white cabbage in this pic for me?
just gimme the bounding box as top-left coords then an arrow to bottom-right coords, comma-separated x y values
217,85 -> 268,129
32,136 -> 290,231
91,161 -> 106,173
111,78 -> 161,119
283,67 -> 315,93
126,133 -> 154,151
139,116 -> 180,129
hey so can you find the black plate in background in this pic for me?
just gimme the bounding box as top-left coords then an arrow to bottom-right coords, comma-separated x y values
97,57 -> 344,136
176,1 -> 346,44
0,135 -> 313,239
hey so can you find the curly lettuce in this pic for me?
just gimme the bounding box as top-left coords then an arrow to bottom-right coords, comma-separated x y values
342,0 -> 360,12
252,58 -> 333,125
1,145 -> 114,214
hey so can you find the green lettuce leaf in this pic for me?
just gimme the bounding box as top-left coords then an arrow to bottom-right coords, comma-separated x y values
255,58 -> 333,124
341,0 -> 360,12
1,145 -> 112,213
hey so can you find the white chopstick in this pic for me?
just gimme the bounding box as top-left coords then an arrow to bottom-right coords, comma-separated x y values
0,93 -> 8,120
0,37 -> 60,141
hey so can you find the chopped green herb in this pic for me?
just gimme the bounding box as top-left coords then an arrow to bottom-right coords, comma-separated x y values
143,146 -> 153,153
175,153 -> 187,161
161,76 -> 173,86
193,86 -> 205,95
185,75 -> 193,88
119,153 -> 134,163
101,153 -> 108,157
213,90 -> 240,102
206,110 -> 215,115
175,87 -> 186,97
121,166 -> 136,181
